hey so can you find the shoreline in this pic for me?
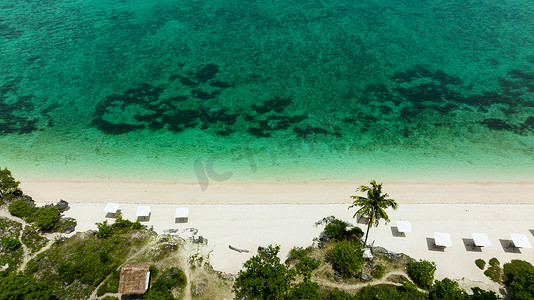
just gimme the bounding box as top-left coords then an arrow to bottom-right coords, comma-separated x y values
21,180 -> 534,205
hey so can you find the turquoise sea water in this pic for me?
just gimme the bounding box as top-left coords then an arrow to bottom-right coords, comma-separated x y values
1,0 -> 534,182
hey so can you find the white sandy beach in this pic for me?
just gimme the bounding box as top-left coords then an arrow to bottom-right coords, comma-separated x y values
19,180 -> 534,293
20,180 -> 534,205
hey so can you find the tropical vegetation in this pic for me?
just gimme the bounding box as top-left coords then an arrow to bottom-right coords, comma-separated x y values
408,259 -> 437,289
0,167 -> 20,202
349,180 -> 398,247
233,245 -> 295,299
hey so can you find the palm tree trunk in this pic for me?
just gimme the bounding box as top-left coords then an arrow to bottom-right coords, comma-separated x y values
363,222 -> 371,248
363,208 -> 374,248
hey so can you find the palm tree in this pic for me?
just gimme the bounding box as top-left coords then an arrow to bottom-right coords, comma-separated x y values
349,180 -> 397,248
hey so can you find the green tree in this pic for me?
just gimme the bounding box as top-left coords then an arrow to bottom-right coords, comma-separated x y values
0,167 -> 20,201
503,260 -> 533,284
8,199 -> 35,219
233,245 -> 294,300
407,260 -> 437,289
470,287 -> 499,300
503,260 -> 534,300
0,272 -> 57,299
324,219 -> 349,240
371,264 -> 385,279
349,180 -> 398,247
329,240 -> 364,277
294,256 -> 321,280
95,220 -> 113,239
34,206 -> 60,231
288,281 -> 321,300
430,278 -> 468,300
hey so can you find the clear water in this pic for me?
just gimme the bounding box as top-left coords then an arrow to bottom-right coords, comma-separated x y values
1,0 -> 533,182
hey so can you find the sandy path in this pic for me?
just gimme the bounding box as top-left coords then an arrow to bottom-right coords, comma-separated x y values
313,270 -> 418,292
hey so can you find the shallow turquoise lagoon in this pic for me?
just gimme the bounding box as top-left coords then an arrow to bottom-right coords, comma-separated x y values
1,0 -> 533,182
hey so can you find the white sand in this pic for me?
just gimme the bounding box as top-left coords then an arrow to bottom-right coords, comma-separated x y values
20,180 -> 534,204
18,180 -> 534,290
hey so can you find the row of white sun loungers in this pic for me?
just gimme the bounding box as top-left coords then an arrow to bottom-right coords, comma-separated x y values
396,220 -> 532,249
104,203 -> 189,222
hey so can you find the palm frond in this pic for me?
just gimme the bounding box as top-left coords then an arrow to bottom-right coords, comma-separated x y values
348,180 -> 397,227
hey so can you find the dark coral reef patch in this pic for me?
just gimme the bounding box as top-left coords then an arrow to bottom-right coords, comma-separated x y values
0,78 -> 42,135
390,65 -> 519,113
93,63 -> 534,139
343,64 -> 534,136
91,82 -> 232,135
93,64 -> 334,138
93,64 -> 240,136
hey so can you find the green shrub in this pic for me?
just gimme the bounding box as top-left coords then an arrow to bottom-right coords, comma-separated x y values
0,167 -> 20,201
489,258 -> 500,267
475,259 -> 486,270
234,245 -> 294,300
503,259 -> 534,299
484,258 -> 503,283
55,238 -> 119,287
470,287 -> 499,300
324,219 -> 349,240
99,251 -> 110,263
34,206 -> 60,231
25,228 -> 148,299
295,256 -> 321,278
100,297 -> 119,300
348,226 -> 364,238
96,214 -> 142,239
429,278 -> 468,300
96,283 -> 107,297
21,226 -> 47,253
407,260 -> 436,289
484,266 -> 502,283
371,264 -> 385,279
0,237 -> 21,251
95,221 -> 113,239
288,281 -> 321,300
57,262 -> 79,284
96,269 -> 120,296
503,260 -> 534,284
0,273 -> 57,299
356,283 -> 427,300
329,241 -> 364,277
130,221 -> 143,230
149,265 -> 159,279
57,218 -> 77,233
111,212 -> 132,230
144,267 -> 187,300
327,288 -> 354,300
507,269 -> 534,300
8,199 -> 35,218
286,246 -> 308,264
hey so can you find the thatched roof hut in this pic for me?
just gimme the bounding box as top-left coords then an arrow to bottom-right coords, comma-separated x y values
118,263 -> 151,295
